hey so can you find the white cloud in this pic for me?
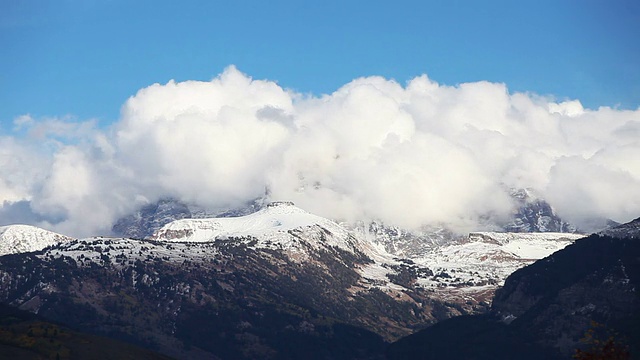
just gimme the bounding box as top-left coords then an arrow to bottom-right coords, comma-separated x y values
1,66 -> 639,236
13,114 -> 34,129
114,65 -> 293,209
0,136 -> 48,204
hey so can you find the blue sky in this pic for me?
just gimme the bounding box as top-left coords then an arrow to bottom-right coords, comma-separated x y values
2,0 -> 639,127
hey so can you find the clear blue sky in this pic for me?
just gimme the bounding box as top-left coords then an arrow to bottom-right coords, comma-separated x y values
1,0 -> 639,127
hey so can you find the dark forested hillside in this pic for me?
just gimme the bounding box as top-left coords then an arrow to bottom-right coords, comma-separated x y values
0,302 -> 174,360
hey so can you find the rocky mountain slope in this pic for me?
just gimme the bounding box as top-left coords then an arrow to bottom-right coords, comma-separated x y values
0,203 -> 442,359
0,225 -> 73,256
600,216 -> 640,239
502,188 -> 576,233
387,217 -> 640,360
150,202 -> 583,311
0,202 -> 599,359
490,218 -> 640,357
0,235 -> 389,359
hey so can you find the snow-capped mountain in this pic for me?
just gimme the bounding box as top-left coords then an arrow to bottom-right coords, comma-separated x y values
111,188 -> 583,248
149,201 -> 586,296
0,200 -> 613,360
0,224 -> 74,256
112,198 -> 266,239
501,188 -> 576,233
2,202 -> 586,304
0,213 -> 437,358
152,201 -> 359,254
151,202 -> 585,312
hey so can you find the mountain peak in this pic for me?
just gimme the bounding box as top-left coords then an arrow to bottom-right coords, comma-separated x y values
0,224 -> 74,256
152,202 -> 337,243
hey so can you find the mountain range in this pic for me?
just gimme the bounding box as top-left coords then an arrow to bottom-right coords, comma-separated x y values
111,188 -> 594,243
0,199 -> 635,359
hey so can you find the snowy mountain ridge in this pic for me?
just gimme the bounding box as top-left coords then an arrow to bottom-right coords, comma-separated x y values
111,188 -> 591,245
0,203 -> 595,313
0,224 -> 74,256
152,201 -> 360,255
355,230 -> 585,307
148,203 -> 587,307
0,202 -> 587,295
412,231 -> 584,290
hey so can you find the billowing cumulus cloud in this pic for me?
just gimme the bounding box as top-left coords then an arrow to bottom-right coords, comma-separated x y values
1,66 -> 639,237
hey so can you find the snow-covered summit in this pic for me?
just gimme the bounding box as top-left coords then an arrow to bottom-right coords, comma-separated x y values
467,232 -> 584,258
154,201 -> 322,239
0,224 -> 74,256
152,201 -> 359,253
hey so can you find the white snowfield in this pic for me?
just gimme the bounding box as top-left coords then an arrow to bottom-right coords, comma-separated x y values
0,224 -> 74,256
467,232 -> 584,259
412,231 -> 585,289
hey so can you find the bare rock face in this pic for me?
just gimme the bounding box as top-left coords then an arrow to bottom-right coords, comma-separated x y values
503,189 -> 576,233
111,199 -> 193,239
600,216 -> 640,239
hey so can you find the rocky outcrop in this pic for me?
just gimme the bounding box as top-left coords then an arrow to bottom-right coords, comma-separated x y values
600,216 -> 640,239
503,189 -> 576,233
